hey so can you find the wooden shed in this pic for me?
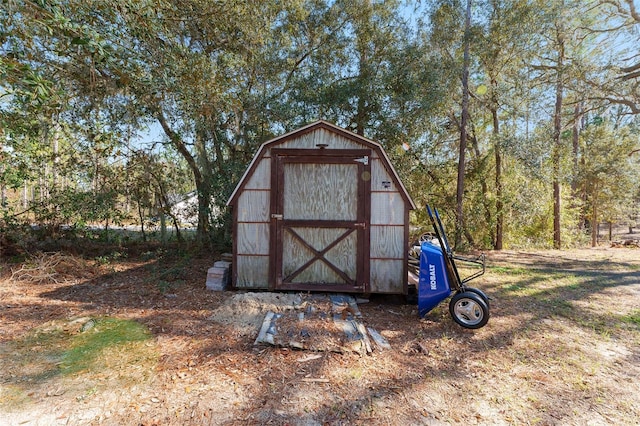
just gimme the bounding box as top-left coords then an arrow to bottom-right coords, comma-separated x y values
226,120 -> 416,294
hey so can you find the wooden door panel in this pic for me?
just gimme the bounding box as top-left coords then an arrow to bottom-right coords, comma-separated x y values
283,162 -> 358,220
272,149 -> 370,292
282,227 -> 357,284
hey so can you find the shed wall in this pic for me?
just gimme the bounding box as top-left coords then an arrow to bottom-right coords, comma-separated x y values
277,128 -> 363,150
235,152 -> 272,288
368,156 -> 407,293
232,126 -> 410,293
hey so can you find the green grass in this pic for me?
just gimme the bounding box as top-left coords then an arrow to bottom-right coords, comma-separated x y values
489,266 -> 531,275
4,317 -> 154,381
1,317 -> 156,410
59,317 -> 152,374
622,310 -> 640,327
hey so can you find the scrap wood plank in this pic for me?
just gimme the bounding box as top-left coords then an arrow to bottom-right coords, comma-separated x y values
253,293 -> 389,353
366,327 -> 391,350
254,311 -> 280,346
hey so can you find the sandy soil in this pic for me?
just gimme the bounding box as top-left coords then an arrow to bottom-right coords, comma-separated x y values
1,247 -> 639,425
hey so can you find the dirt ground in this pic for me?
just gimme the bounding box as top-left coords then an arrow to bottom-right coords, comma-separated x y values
1,245 -> 639,425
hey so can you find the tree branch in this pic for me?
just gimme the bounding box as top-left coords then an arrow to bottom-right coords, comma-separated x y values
156,108 -> 203,185
620,62 -> 640,73
589,96 -> 640,114
625,0 -> 640,23
619,69 -> 640,81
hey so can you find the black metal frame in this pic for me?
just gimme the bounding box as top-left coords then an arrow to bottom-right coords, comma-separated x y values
426,205 -> 485,291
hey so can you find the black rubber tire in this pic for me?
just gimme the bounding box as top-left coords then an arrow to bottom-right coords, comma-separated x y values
449,291 -> 490,329
462,287 -> 490,309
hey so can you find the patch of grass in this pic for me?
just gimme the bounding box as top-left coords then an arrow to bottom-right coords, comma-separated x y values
490,266 -> 531,275
545,298 -> 575,316
502,280 -> 545,296
5,318 -> 154,380
59,317 -> 152,375
503,282 -> 527,292
622,310 -> 640,327
94,251 -> 126,266
1,317 -> 156,412
11,328 -> 69,381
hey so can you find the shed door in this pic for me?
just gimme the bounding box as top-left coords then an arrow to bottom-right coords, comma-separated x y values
271,148 -> 371,292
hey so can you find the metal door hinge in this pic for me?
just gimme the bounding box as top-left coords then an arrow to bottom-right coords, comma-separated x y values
354,156 -> 369,165
271,214 -> 283,220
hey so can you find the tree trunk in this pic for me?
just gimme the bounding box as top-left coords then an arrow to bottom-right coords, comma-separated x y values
137,202 -> 147,242
571,103 -> 581,196
494,144 -> 503,250
491,79 -> 503,250
455,0 -> 472,249
52,122 -> 60,192
22,181 -> 28,209
157,192 -> 167,244
591,183 -> 598,247
157,110 -> 211,245
552,29 -> 565,250
468,130 -> 494,247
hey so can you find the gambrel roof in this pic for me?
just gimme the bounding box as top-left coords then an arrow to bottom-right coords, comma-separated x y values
227,120 -> 415,209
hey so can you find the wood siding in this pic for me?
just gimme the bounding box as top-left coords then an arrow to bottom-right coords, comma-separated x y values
277,128 -> 364,150
370,259 -> 405,293
283,162 -> 358,221
371,192 -> 405,225
228,121 -> 414,294
368,154 -> 407,292
234,156 -> 271,288
236,255 -> 269,288
370,225 -> 405,259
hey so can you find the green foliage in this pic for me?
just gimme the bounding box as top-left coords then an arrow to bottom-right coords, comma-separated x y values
1,0 -> 639,251
93,251 -> 126,265
27,188 -> 126,230
579,121 -> 638,222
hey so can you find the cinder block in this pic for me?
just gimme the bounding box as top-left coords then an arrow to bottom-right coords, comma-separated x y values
206,263 -> 231,291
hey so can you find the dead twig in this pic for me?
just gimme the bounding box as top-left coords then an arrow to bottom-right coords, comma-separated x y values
9,252 -> 94,284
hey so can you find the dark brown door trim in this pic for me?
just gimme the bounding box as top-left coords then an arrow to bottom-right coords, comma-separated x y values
270,148 -> 371,292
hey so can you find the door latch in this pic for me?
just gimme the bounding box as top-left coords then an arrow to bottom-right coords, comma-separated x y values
271,214 -> 283,220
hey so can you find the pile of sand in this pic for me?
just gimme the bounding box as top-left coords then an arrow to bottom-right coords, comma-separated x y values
208,292 -> 303,334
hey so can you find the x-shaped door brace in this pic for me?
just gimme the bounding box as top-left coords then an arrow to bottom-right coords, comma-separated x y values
283,226 -> 357,285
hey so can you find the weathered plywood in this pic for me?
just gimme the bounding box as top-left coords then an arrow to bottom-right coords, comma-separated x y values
237,190 -> 269,222
283,163 -> 358,221
236,255 -> 269,288
228,121 -> 415,294
371,158 -> 395,192
236,223 -> 270,255
282,227 -> 356,283
371,192 -> 406,225
278,128 -> 363,150
290,261 -> 347,284
370,225 -> 405,259
244,158 -> 271,190
370,259 -> 405,293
